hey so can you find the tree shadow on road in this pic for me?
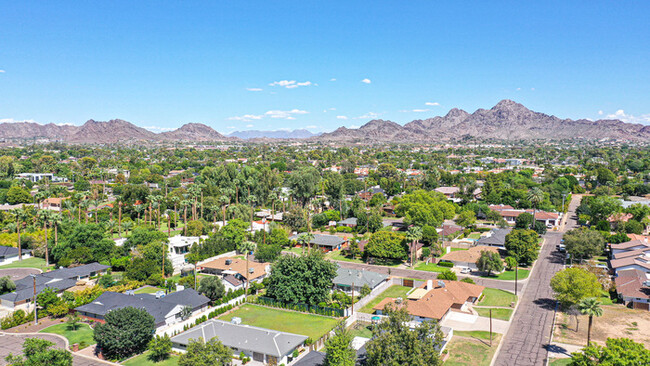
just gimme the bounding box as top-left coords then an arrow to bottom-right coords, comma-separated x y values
533,297 -> 557,310
544,343 -> 572,357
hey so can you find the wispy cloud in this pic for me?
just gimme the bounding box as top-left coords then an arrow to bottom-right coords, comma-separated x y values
356,112 -> 379,119
269,80 -> 313,89
0,118 -> 36,123
329,78 -> 336,82
144,126 -> 175,132
605,109 -> 650,123
246,88 -> 263,92
265,109 -> 308,119
246,124 -> 254,128
425,102 -> 440,106
412,109 -> 429,112
598,110 -> 604,115
305,125 -> 317,129
228,114 -> 264,122
336,116 -> 348,120
0,70 -> 5,73
361,78 -> 371,84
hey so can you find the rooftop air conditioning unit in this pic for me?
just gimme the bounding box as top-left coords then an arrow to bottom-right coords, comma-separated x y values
395,297 -> 403,304
438,280 -> 446,288
225,259 -> 232,265
249,268 -> 255,273
643,280 -> 650,287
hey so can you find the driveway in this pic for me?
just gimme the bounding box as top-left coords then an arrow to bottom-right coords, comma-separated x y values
492,195 -> 580,366
0,268 -> 41,282
0,332 -> 108,366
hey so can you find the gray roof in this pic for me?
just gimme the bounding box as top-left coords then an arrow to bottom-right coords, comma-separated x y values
476,228 -> 512,247
171,319 -> 307,357
0,245 -> 30,259
223,274 -> 243,287
333,267 -> 388,289
43,262 -> 110,280
338,218 -> 358,226
293,351 -> 325,366
159,288 -> 210,310
289,233 -> 346,248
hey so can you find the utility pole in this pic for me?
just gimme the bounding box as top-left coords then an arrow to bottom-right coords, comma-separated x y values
351,281 -> 355,316
31,274 -> 38,326
162,242 -> 166,278
489,308 -> 493,347
514,261 -> 518,296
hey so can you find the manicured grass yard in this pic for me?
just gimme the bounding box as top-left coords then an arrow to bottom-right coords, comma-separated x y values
134,286 -> 165,294
0,257 -> 52,271
468,233 -> 481,240
450,247 -> 469,252
415,262 -> 454,273
445,333 -> 502,366
480,269 -> 530,281
359,285 -> 412,314
347,322 -> 374,339
475,307 -> 513,321
326,250 -> 364,264
123,351 -> 180,366
218,304 -> 339,340
549,358 -> 572,366
39,323 -> 94,349
479,288 -> 517,307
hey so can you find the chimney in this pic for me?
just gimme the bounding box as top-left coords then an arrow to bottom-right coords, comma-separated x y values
427,280 -> 433,290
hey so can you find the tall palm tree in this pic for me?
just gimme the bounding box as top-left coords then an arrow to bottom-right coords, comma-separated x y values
36,210 -> 51,266
50,212 -> 63,253
12,208 -> 26,262
527,187 -> 545,230
237,240 -> 257,295
578,297 -> 603,346
107,219 -> 117,237
406,226 -> 423,268
297,232 -> 314,255
122,221 -> 134,237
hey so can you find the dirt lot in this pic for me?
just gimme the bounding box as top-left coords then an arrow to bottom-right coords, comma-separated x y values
554,304 -> 650,347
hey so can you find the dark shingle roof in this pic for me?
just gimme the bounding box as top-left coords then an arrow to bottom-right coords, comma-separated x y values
476,228 -> 512,246
293,351 -> 325,366
289,233 -> 346,248
333,267 -> 388,289
0,245 -> 30,258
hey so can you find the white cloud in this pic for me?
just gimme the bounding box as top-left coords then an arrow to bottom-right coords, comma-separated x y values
55,123 -> 75,126
144,126 -> 175,132
246,124 -> 254,128
269,80 -> 313,89
329,78 -> 336,81
361,78 -> 371,84
516,87 -> 521,91
0,118 -> 36,123
0,70 -> 5,73
531,87 -> 535,91
425,102 -> 440,106
227,126 -> 236,129
264,109 -> 308,119
228,114 -> 264,122
305,125 -> 317,129
329,107 -> 336,111
598,110 -> 603,115
412,109 -> 429,112
356,112 -> 379,119
605,109 -> 650,123
348,124 -> 360,129
336,116 -> 348,120
246,88 -> 263,92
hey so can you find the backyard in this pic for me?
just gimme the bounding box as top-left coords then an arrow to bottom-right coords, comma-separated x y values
39,323 -> 95,350
123,351 -> 180,366
445,330 -> 502,366
553,304 -> 650,348
218,304 -> 339,340
134,286 -> 165,294
414,262 -> 454,273
0,257 -> 52,271
358,285 -> 412,314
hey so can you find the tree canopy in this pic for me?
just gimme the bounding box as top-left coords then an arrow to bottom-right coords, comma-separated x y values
93,306 -> 155,359
265,251 -> 337,305
550,267 -> 602,307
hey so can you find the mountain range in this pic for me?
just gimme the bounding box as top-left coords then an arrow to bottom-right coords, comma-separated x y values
1,100 -> 648,144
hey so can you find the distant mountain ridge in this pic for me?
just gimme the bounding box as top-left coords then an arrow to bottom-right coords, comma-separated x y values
228,129 -> 318,139
1,100 -> 648,143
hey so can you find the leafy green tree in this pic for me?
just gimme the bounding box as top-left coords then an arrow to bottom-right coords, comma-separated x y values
93,306 -> 155,359
289,167 -> 321,207
324,324 -> 356,366
266,250 -> 337,305
421,225 -> 439,246
178,338 -> 232,366
394,190 -> 456,227
460,277 -> 475,284
5,338 -> 72,366
578,297 -> 603,346
365,231 -> 408,263
563,228 -> 606,262
504,229 -> 539,265
148,334 -> 172,362
455,209 -> 476,228
504,256 -> 517,271
360,284 -> 372,298
125,226 -> 168,249
438,270 -> 457,281
254,241 -> 283,263
624,219 -> 643,234
550,268 -> 602,307
569,338 -> 650,365
198,276 -> 225,302
515,212 -> 534,229
6,186 -> 32,205
476,250 -> 503,276
0,276 -> 16,295
365,305 -> 443,366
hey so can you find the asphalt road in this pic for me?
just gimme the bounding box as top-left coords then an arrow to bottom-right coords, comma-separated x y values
493,195 -> 580,366
0,332 -> 105,366
0,268 -> 41,282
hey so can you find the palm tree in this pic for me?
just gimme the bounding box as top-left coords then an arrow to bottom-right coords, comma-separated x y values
107,219 -> 117,237
122,221 -> 134,237
405,226 -> 423,268
50,212 -> 63,252
527,187 -> 545,230
237,240 -> 257,295
36,210 -> 51,266
297,232 -> 314,255
12,208 -> 26,262
578,297 -> 603,346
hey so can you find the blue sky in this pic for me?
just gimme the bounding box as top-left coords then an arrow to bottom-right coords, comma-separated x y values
1,1 -> 649,133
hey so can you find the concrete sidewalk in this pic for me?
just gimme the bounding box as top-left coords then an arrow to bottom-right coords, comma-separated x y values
441,315 -> 509,334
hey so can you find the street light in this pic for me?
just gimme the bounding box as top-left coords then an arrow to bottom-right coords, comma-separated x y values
29,274 -> 38,326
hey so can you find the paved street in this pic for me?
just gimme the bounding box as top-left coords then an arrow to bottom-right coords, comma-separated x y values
493,195 -> 580,366
0,332 -> 108,366
0,268 -> 41,282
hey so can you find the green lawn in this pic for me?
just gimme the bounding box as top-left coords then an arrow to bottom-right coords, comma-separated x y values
218,304 -> 339,340
445,333 -> 502,366
134,286 -> 164,294
480,269 -> 530,281
39,323 -> 94,349
453,330 -> 493,340
358,285 -> 412,314
450,247 -> 469,252
468,233 -> 481,240
549,358 -> 572,366
415,262 -> 454,273
325,250 -> 365,263
475,307 -> 513,321
347,323 -> 374,339
123,351 -> 180,366
0,257 -> 52,271
479,288 -> 517,307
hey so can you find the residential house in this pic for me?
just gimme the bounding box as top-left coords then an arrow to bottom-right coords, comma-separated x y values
489,205 -> 560,227
198,257 -> 270,285
358,186 -> 385,201
0,245 -> 31,265
332,267 -> 388,294
439,246 -> 502,271
75,288 -> 210,331
373,280 -> 484,322
171,319 -> 307,365
289,233 -> 348,252
614,269 -> 650,311
0,262 -> 109,310
15,173 -> 67,183
476,228 -> 513,249
42,197 -> 64,211
338,217 -> 358,228
168,235 -> 206,271
434,187 -> 461,202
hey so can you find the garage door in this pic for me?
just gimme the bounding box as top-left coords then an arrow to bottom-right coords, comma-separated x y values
633,302 -> 649,311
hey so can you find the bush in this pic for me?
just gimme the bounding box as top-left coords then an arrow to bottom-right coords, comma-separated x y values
438,270 -> 457,281
460,277 -> 475,284
437,261 -> 454,268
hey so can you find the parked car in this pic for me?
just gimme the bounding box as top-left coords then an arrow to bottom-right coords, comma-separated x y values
460,267 -> 471,274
